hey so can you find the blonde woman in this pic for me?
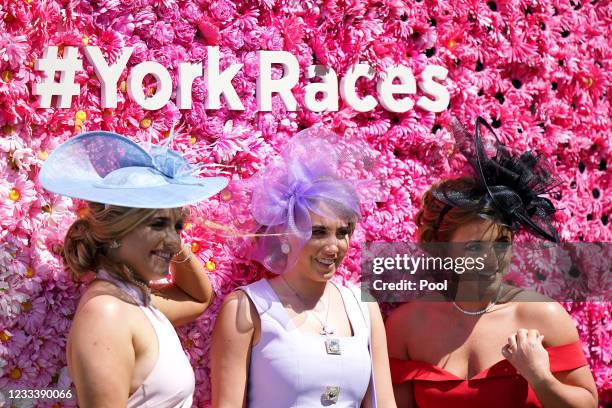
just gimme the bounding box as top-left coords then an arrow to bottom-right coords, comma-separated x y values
40,131 -> 228,407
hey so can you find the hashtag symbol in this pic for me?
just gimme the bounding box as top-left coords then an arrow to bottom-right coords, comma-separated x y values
33,46 -> 82,108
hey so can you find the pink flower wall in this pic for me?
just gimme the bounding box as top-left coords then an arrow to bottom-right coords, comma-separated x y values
0,0 -> 610,406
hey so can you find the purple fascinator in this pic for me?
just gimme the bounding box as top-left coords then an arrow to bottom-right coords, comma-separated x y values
239,127 -> 387,273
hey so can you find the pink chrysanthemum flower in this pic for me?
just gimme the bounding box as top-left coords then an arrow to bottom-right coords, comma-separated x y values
0,33 -> 29,69
0,174 -> 37,228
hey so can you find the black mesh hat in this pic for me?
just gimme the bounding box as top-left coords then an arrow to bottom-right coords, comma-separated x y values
432,117 -> 561,243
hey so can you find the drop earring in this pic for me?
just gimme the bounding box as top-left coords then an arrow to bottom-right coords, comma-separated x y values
281,243 -> 291,254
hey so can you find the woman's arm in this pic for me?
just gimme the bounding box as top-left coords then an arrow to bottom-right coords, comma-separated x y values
169,245 -> 214,303
67,295 -> 133,407
385,304 -> 416,408
530,366 -> 598,408
211,290 -> 258,408
503,302 -> 598,408
362,302 -> 398,408
151,245 -> 214,326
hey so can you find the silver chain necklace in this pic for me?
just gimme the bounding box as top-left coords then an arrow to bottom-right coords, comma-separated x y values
453,283 -> 504,316
280,275 -> 343,402
280,274 -> 333,335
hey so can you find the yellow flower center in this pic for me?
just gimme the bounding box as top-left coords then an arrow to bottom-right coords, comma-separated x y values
120,80 -> 127,93
8,188 -> 20,201
184,222 -> 193,231
0,331 -> 10,343
190,242 -> 200,253
75,110 -> 87,121
585,77 -> 593,88
1,70 -> 12,82
26,266 -> 34,278
9,367 -> 21,380
189,135 -> 197,145
184,339 -> 193,349
220,190 -> 232,201
4,125 -> 14,134
82,36 -> 89,45
205,260 -> 216,271
38,150 -> 49,160
140,118 -> 152,129
448,39 -> 457,49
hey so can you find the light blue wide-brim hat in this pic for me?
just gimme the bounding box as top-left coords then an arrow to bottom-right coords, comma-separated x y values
39,131 -> 229,208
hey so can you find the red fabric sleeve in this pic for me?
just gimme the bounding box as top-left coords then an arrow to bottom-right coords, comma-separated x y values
547,341 -> 588,372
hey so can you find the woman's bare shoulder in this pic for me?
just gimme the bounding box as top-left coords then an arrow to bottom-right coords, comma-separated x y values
217,288 -> 259,331
68,291 -> 135,368
385,298 -> 446,359
386,293 -> 447,325
513,292 -> 579,346
78,281 -> 132,310
71,281 -> 139,334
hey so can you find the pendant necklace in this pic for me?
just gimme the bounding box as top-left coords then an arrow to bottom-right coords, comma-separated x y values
280,275 -> 341,355
280,275 -> 342,404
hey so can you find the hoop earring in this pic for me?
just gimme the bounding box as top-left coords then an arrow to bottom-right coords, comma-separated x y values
281,243 -> 291,254
109,240 -> 121,249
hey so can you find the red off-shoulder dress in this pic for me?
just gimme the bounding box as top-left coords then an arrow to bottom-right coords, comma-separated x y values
390,341 -> 588,408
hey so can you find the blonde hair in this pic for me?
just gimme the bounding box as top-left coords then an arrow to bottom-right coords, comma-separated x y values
63,202 -> 182,287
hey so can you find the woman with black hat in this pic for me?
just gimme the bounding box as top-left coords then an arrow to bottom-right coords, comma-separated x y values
385,118 -> 597,408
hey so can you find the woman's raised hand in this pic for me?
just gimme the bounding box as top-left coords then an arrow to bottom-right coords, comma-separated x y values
502,328 -> 552,385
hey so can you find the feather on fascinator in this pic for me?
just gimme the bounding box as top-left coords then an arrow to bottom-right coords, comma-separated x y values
432,117 -> 561,243
234,126 -> 388,274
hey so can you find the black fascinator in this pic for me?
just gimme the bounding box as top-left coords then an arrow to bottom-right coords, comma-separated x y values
432,117 -> 561,243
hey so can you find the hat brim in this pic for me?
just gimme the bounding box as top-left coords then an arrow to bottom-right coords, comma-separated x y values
39,131 -> 229,208
41,175 -> 229,208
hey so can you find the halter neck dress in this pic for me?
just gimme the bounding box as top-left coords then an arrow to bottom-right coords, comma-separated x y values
96,270 -> 195,408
